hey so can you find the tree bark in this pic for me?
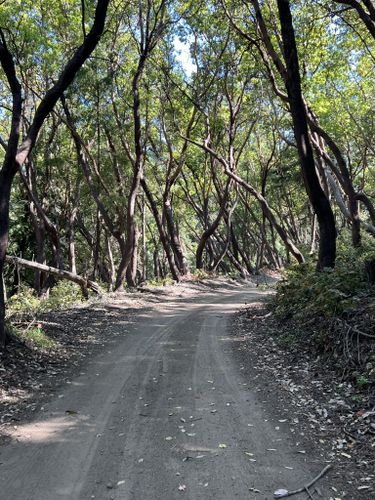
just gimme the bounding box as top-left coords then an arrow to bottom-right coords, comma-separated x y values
126,225 -> 139,287
5,256 -> 102,297
0,175 -> 14,347
141,179 -> 180,281
333,0 -> 375,39
196,179 -> 231,269
277,0 -> 337,269
365,259 -> 375,285
164,198 -> 189,275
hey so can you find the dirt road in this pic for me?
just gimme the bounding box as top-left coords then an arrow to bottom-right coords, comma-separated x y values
0,284 -> 330,499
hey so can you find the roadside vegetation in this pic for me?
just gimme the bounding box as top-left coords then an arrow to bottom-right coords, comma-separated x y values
5,282 -> 84,348
272,232 -> 375,389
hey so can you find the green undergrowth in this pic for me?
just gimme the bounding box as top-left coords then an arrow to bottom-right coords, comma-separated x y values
145,276 -> 175,287
271,233 -> 375,388
191,269 -> 210,280
6,282 -> 85,348
16,325 -> 57,349
6,281 -> 85,320
274,234 -> 375,320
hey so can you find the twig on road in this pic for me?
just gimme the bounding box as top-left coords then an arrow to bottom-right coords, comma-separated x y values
274,464 -> 333,498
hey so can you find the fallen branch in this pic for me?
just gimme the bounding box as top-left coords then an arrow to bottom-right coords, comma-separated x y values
251,311 -> 273,320
336,317 -> 375,340
5,256 -> 102,297
274,464 -> 332,498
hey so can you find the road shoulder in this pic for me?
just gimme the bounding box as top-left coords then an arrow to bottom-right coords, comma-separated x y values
230,300 -> 374,499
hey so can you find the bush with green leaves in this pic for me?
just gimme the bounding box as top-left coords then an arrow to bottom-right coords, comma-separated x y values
146,277 -> 175,287
274,232 -> 375,320
191,269 -> 210,280
41,281 -> 84,311
6,281 -> 84,320
6,285 -> 41,319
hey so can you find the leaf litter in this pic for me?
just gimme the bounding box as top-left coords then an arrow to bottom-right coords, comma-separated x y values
232,303 -> 375,498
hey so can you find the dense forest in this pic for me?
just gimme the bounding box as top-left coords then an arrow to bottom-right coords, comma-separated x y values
0,0 -> 374,348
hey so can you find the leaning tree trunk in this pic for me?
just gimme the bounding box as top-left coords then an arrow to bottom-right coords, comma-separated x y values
196,179 -> 231,269
365,259 -> 375,285
106,233 -> 116,291
114,54 -> 147,291
29,208 -> 47,294
67,212 -> 77,275
126,225 -> 139,287
115,239 -> 129,291
141,179 -> 180,281
277,0 -> 336,269
6,256 -> 102,297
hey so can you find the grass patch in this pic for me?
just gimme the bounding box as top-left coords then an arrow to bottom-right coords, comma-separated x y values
16,325 -> 57,349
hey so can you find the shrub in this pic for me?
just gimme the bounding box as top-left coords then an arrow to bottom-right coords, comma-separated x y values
6,281 -> 84,319
6,286 -> 41,319
274,232 -> 375,320
191,269 -> 210,280
146,276 -> 175,287
41,281 -> 84,311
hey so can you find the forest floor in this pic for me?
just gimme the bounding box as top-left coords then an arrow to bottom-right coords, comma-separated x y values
232,303 -> 374,500
0,277 -> 373,499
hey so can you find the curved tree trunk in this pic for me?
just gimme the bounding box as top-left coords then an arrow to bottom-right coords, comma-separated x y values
196,179 -> 231,269
0,174 -> 14,347
141,179 -> 180,281
126,225 -> 139,287
277,0 -> 336,269
0,0 -> 109,348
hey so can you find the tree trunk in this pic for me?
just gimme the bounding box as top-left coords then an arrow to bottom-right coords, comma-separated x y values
365,259 -> 375,285
92,211 -> 101,280
126,225 -> 139,287
164,198 -> 189,275
356,192 -> 375,227
153,251 -> 159,280
141,196 -> 147,282
0,260 -> 6,347
312,130 -> 361,246
196,180 -> 231,269
141,179 -> 180,281
212,193 -> 239,272
0,0 -> 110,348
230,225 -> 254,274
310,213 -> 317,255
6,256 -> 102,297
0,173 -> 14,347
30,211 -> 47,294
106,234 -> 116,291
67,210 -> 77,275
115,239 -> 128,290
277,0 -> 336,269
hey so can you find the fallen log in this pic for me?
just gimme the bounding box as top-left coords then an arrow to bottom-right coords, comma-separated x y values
6,256 -> 102,297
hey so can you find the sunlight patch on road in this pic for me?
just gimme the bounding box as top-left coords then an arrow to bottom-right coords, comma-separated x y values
10,414 -> 94,444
